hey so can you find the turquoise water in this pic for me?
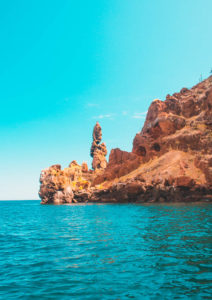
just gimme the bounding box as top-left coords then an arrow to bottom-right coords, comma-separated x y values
0,201 -> 211,299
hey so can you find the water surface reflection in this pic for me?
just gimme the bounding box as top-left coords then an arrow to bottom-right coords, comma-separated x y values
0,201 -> 211,299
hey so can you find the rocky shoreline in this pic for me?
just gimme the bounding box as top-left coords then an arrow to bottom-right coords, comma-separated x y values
39,76 -> 212,204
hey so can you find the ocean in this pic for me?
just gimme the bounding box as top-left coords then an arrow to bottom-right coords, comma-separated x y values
0,201 -> 211,299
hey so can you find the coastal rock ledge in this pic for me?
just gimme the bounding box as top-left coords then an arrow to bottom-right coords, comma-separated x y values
39,76 -> 212,204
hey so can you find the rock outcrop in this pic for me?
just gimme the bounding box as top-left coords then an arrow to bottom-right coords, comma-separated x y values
39,161 -> 93,204
90,122 -> 107,170
93,148 -> 142,185
39,76 -> 212,204
132,76 -> 212,185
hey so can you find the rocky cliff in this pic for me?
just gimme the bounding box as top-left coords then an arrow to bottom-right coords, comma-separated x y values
39,76 -> 212,204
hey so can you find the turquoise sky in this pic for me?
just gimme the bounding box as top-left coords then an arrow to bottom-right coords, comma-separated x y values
0,0 -> 212,200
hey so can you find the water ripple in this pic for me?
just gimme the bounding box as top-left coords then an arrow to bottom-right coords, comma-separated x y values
0,201 -> 211,299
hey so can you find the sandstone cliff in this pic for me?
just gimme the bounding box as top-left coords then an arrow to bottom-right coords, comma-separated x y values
39,76 -> 212,204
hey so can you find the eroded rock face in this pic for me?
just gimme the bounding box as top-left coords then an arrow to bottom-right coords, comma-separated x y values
93,148 -> 142,185
39,76 -> 212,204
132,76 -> 212,173
92,76 -> 212,197
90,122 -> 107,170
89,150 -> 212,203
39,162 -> 92,204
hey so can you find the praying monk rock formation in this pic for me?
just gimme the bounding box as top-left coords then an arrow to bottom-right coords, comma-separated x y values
39,76 -> 212,204
90,122 -> 107,170
39,123 -> 107,204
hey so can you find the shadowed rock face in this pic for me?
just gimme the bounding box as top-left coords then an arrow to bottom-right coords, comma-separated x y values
39,76 -> 212,204
90,122 -> 107,170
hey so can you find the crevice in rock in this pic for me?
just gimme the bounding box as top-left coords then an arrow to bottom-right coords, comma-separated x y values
137,146 -> 146,157
152,143 -> 160,152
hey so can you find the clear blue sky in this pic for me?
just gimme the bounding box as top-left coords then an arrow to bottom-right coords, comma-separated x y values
0,0 -> 211,200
